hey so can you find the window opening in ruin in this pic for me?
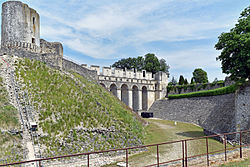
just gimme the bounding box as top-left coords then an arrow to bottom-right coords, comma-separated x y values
33,17 -> 35,24
143,71 -> 146,77
32,38 -> 35,44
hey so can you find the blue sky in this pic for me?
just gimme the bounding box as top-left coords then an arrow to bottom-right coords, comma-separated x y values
0,0 -> 249,82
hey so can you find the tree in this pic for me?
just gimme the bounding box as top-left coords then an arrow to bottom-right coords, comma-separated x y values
112,53 -> 170,74
159,59 -> 170,73
170,76 -> 177,85
112,58 -> 136,70
192,68 -> 208,83
136,56 -> 144,71
178,75 -> 185,85
191,77 -> 195,84
144,53 -> 160,74
215,6 -> 250,81
213,77 -> 218,83
184,78 -> 188,85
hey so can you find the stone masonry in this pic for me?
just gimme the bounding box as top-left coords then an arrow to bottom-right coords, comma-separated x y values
84,65 -> 168,111
149,85 -> 250,142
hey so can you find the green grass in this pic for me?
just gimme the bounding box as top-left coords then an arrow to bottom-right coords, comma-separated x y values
0,133 -> 24,163
219,158 -> 250,167
103,119 -> 232,167
168,84 -> 238,99
15,58 -> 144,157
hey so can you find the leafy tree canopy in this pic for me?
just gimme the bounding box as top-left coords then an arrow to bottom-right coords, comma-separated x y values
192,68 -> 208,83
178,75 -> 185,85
184,78 -> 189,85
112,53 -> 170,74
191,77 -> 195,84
215,6 -> 250,81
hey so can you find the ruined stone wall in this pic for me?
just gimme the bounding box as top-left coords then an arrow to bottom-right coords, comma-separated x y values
0,48 -> 61,69
1,1 -> 40,47
0,48 -> 98,81
62,58 -> 97,81
40,39 -> 63,56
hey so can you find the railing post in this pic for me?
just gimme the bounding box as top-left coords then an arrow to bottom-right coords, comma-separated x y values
182,141 -> 185,167
157,144 -> 159,167
126,149 -> 128,167
87,154 -> 89,167
206,137 -> 209,166
224,135 -> 227,161
39,160 -> 41,167
240,131 -> 242,158
185,140 -> 188,167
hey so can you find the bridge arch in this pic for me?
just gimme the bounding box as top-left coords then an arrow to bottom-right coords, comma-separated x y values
132,85 -> 139,111
142,86 -> 148,110
110,83 -> 117,96
121,84 -> 129,106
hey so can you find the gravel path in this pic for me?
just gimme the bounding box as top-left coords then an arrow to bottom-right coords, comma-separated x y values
127,119 -> 199,167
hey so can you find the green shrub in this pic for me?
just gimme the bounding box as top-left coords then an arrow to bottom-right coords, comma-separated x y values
176,85 -> 184,94
217,80 -> 225,87
202,83 -> 208,89
188,84 -> 196,91
167,85 -> 173,93
168,84 -> 238,99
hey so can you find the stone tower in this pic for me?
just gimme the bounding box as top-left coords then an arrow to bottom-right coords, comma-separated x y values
1,1 -> 40,47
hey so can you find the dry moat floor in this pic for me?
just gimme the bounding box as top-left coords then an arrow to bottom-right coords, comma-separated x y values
103,118 -> 249,167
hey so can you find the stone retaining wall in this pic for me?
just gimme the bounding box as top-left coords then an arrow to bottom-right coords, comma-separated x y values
149,85 -> 250,142
149,93 -> 236,134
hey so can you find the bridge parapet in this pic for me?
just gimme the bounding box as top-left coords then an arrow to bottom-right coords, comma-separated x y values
83,65 -> 155,80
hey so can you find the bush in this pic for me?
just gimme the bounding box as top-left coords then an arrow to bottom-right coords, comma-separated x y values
217,80 -> 225,87
168,84 -> 238,99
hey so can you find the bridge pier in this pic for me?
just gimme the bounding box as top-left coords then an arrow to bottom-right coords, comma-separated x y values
117,88 -> 121,100
138,90 -> 142,111
128,89 -> 133,109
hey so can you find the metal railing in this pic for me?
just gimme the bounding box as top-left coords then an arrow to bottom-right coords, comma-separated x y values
0,130 -> 249,167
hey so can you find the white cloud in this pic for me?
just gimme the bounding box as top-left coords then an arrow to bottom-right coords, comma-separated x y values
33,0 -> 234,59
6,0 -> 242,80
64,38 -> 115,58
156,46 -> 227,81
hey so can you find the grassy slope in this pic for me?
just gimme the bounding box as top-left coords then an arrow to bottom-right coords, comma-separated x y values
15,58 -> 144,156
219,158 -> 250,167
130,119 -> 232,166
104,119 -> 233,167
0,63 -> 23,162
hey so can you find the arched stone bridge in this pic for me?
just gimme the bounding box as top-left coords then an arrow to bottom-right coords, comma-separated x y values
83,65 -> 168,111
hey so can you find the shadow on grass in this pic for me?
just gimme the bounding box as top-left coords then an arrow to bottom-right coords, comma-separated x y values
176,131 -> 205,138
